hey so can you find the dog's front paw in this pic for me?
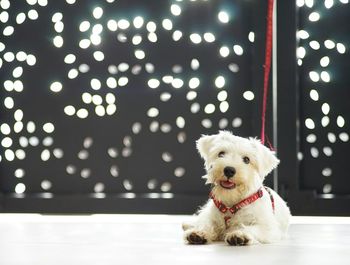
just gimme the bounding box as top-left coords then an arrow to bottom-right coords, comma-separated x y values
185,231 -> 208,245
225,231 -> 252,246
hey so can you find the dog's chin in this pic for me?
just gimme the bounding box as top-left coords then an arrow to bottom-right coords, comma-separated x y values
219,180 -> 236,190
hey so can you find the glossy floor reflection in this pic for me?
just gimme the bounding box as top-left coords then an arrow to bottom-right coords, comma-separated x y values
0,215 -> 349,265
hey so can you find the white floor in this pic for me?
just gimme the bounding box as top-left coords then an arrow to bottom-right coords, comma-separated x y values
0,215 -> 350,265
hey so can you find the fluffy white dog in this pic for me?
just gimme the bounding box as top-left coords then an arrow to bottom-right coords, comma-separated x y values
183,131 -> 291,245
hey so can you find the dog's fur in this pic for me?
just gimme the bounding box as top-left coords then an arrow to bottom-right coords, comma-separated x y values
183,131 -> 291,245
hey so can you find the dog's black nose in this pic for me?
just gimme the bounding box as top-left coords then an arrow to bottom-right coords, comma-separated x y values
224,167 -> 236,178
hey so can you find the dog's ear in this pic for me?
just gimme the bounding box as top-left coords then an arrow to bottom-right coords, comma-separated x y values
196,134 -> 216,160
249,138 -> 280,178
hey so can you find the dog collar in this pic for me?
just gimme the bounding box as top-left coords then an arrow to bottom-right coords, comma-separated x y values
209,187 -> 264,215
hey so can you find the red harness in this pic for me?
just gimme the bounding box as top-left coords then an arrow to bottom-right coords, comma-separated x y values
209,187 -> 275,227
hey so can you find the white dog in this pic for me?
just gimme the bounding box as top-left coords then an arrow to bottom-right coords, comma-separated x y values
183,131 -> 291,245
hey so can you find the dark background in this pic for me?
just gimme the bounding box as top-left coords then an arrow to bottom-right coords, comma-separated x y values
0,0 -> 349,215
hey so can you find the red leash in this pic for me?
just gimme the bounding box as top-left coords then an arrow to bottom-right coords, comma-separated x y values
260,0 -> 274,147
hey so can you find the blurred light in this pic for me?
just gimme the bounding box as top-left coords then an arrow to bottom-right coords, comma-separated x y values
107,19 -> 118,31
118,19 -> 130,30
52,12 -> 63,23
243,91 -> 254,101
55,21 -> 64,33
215,76 -> 225,88
191,59 -> 200,70
79,21 -> 90,32
162,19 -> 173,30
218,11 -> 229,23
79,39 -> 91,49
90,34 -> 101,45
172,30 -> 182,41
147,107 -> 159,117
324,40 -> 335,49
248,32 -> 255,43
309,12 -> 320,22
297,47 -> 306,58
309,71 -> 319,82
92,24 -> 103,34
233,45 -> 243,55
324,0 -> 334,8
321,71 -> 330,82
336,43 -> 346,54
172,78 -> 184,89
93,7 -> 103,19
171,4 -> 181,16
15,183 -> 26,194
50,81 -> 62,92
204,104 -> 215,114
309,40 -> 320,50
305,0 -> 314,8
220,46 -> 230,57
188,77 -> 200,89
203,32 -> 215,43
320,56 -> 330,67
190,33 -> 202,44
133,16 -> 144,28
296,0 -> 305,7
298,30 -> 309,39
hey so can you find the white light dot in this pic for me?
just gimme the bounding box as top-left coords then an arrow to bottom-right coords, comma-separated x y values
135,50 -> 145,60
298,30 -> 309,39
79,39 -> 90,49
171,4 -> 181,16
148,32 -> 158,42
325,0 -> 334,8
190,33 -> 202,44
68,69 -> 79,79
320,56 -> 330,67
306,134 -> 317,143
27,121 -> 36,133
188,77 -> 200,89
1,137 -> 12,148
15,183 -> 26,194
13,80 -> 23,92
233,45 -> 244,55
93,7 -> 103,19
90,34 -> 101,45
322,116 -> 330,127
3,52 -> 14,63
320,71 -> 330,82
43,123 -> 54,133
309,40 -> 320,50
191,59 -> 200,70
246,33 -> 254,45
0,11 -> 9,23
133,16 -> 144,29
55,21 -> 64,33
215,76 -> 225,88
337,116 -> 345,128
297,47 -> 306,59
118,77 -> 128,86
92,95 -> 103,105
172,30 -> 182,41
52,12 -> 62,23
309,71 -> 320,82
220,46 -> 230,57
162,19 -> 173,30
3,26 -> 14,36
218,11 -> 229,23
66,0 -> 76,4
16,13 -> 26,24
106,104 -> 116,115
91,78 -> 101,90
305,0 -> 314,8
28,9 -> 39,20
26,54 -> 36,66
191,103 -> 200,113
41,149 -> 51,161
16,51 -> 27,61
309,89 -> 319,101
4,97 -> 14,109
92,24 -> 103,35
0,123 -> 11,135
322,103 -> 330,115
220,101 -> 229,113
305,118 -> 315,129
79,64 -> 90,73
161,92 -> 172,102
339,132 -> 349,142
93,51 -> 104,61
202,119 -> 212,129
172,78 -> 184,89
217,90 -> 228,101
53,36 -> 64,48
64,54 -> 76,64
105,93 -> 115,104
12,67 -> 23,78
309,12 -> 320,22
336,43 -> 346,54
95,105 -> 105,116
77,109 -> 89,119
106,19 -> 118,31
132,35 -> 142,45
204,104 -> 215,114
147,107 -> 159,118
324,40 -> 335,49
50,81 -> 62,92
203,32 -> 215,43
118,19 -> 130,30
148,79 -> 160,89
64,105 -> 76,116
146,21 -> 156,32
243,91 -> 254,101
186,91 -> 197,101
106,77 -> 117,89
79,21 -> 90,32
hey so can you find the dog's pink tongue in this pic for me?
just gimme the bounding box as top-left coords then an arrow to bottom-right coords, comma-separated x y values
220,180 -> 235,189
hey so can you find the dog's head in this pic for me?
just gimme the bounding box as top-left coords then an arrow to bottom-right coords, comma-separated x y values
197,131 -> 279,198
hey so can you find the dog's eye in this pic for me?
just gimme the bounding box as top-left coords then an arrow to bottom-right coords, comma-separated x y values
243,156 -> 250,164
218,151 -> 225,158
